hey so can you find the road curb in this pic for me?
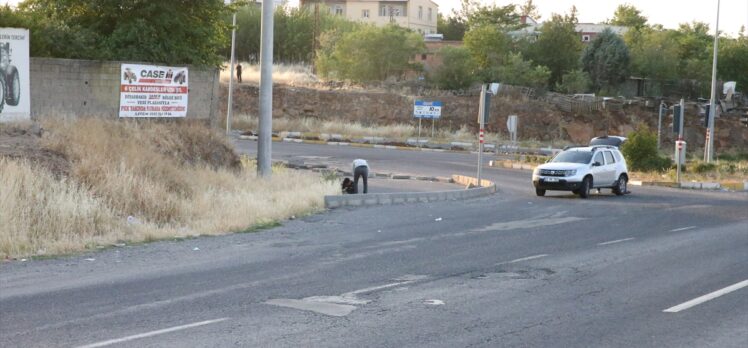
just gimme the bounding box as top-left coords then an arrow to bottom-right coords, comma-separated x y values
324,175 -> 496,209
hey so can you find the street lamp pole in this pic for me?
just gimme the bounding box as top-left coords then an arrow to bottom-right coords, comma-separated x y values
705,0 -> 720,162
258,0 -> 275,177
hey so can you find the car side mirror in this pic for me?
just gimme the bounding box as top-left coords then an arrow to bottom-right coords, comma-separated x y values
592,162 -> 602,167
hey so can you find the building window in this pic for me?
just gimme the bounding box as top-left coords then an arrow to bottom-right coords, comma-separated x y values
428,8 -> 432,22
334,6 -> 343,16
380,5 -> 387,16
418,6 -> 422,19
582,35 -> 591,42
421,54 -> 427,60
362,9 -> 369,18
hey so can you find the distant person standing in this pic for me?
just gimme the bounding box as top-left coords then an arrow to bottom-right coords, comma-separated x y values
236,63 -> 243,83
352,159 -> 369,194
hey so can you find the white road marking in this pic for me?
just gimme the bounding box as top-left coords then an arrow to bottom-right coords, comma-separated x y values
597,237 -> 635,246
265,276 -> 427,317
266,299 -> 357,317
670,226 -> 697,232
499,254 -> 549,265
473,217 -> 585,233
423,299 -> 445,305
663,279 -> 748,313
76,318 -> 229,348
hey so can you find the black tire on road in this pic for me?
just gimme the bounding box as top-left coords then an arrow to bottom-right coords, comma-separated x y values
613,174 -> 627,196
5,66 -> 20,106
579,176 -> 591,198
535,188 -> 546,197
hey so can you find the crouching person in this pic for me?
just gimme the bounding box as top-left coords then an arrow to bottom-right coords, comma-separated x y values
341,178 -> 355,194
352,158 -> 369,194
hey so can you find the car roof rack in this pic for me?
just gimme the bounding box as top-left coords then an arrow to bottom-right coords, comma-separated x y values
563,145 -> 588,150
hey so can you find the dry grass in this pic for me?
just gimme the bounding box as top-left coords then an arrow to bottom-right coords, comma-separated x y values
631,160 -> 748,183
232,114 -> 507,144
220,63 -> 319,86
0,119 -> 337,259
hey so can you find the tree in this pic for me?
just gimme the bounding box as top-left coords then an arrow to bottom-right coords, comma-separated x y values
581,28 -> 631,93
467,3 -> 521,31
519,0 -> 541,21
628,28 -> 679,81
17,0 -> 232,67
430,46 -> 476,90
526,12 -> 582,88
556,69 -> 591,94
495,53 -> 550,89
718,34 -> 748,90
315,25 -> 424,82
463,25 -> 511,71
437,12 -> 467,41
609,4 -> 647,29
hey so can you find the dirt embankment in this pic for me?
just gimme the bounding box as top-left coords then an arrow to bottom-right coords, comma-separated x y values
222,83 -> 748,151
0,124 -> 70,177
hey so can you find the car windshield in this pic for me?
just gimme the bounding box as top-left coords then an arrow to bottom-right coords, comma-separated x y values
552,151 -> 592,164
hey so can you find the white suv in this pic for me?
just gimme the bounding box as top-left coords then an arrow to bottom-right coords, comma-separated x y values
532,146 -> 629,198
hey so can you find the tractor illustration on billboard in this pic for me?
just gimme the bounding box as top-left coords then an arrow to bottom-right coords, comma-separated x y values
0,42 -> 22,113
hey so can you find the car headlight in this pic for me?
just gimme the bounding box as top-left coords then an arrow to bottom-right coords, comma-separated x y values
533,168 -> 540,175
564,170 -> 577,176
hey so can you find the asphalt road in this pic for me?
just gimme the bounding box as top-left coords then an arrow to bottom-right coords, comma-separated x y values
1,140 -> 747,347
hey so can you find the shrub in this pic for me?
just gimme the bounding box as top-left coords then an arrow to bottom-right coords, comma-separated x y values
621,125 -> 672,171
430,46 -> 477,90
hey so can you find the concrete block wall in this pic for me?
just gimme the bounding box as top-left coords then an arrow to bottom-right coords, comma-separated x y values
30,58 -> 220,123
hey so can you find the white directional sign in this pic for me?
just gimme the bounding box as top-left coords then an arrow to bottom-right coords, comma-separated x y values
414,100 -> 442,119
507,115 -> 518,133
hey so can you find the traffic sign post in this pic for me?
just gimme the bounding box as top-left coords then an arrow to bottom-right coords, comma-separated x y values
475,83 -> 500,187
675,140 -> 686,186
413,100 -> 442,148
477,85 -> 486,187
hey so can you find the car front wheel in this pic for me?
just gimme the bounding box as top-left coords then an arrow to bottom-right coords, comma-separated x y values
535,188 -> 546,197
578,176 -> 591,198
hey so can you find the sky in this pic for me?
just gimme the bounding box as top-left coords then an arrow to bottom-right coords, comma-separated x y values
434,0 -> 748,37
2,0 -> 747,36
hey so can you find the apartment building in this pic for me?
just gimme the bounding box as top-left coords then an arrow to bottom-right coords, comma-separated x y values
301,0 -> 439,34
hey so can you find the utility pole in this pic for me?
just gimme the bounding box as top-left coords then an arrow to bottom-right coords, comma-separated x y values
226,2 -> 237,135
705,0 -> 720,162
312,1 -> 319,73
258,0 -> 275,177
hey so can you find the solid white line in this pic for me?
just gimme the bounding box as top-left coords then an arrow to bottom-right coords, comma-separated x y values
597,237 -> 635,246
670,226 -> 697,232
663,280 -> 748,313
500,254 -> 549,264
346,281 -> 412,295
76,318 -> 229,348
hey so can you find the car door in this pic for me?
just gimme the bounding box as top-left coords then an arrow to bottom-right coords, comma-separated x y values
602,151 -> 617,186
590,151 -> 606,187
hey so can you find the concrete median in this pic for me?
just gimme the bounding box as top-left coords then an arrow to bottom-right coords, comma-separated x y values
324,175 -> 496,209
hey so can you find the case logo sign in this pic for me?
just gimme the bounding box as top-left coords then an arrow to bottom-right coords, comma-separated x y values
119,64 -> 188,118
0,28 -> 31,122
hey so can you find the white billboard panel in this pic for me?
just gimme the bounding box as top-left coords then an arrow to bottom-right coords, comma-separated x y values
0,28 -> 31,122
119,64 -> 188,118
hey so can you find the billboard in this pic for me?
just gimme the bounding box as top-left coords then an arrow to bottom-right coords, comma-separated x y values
119,64 -> 188,117
0,28 -> 31,122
